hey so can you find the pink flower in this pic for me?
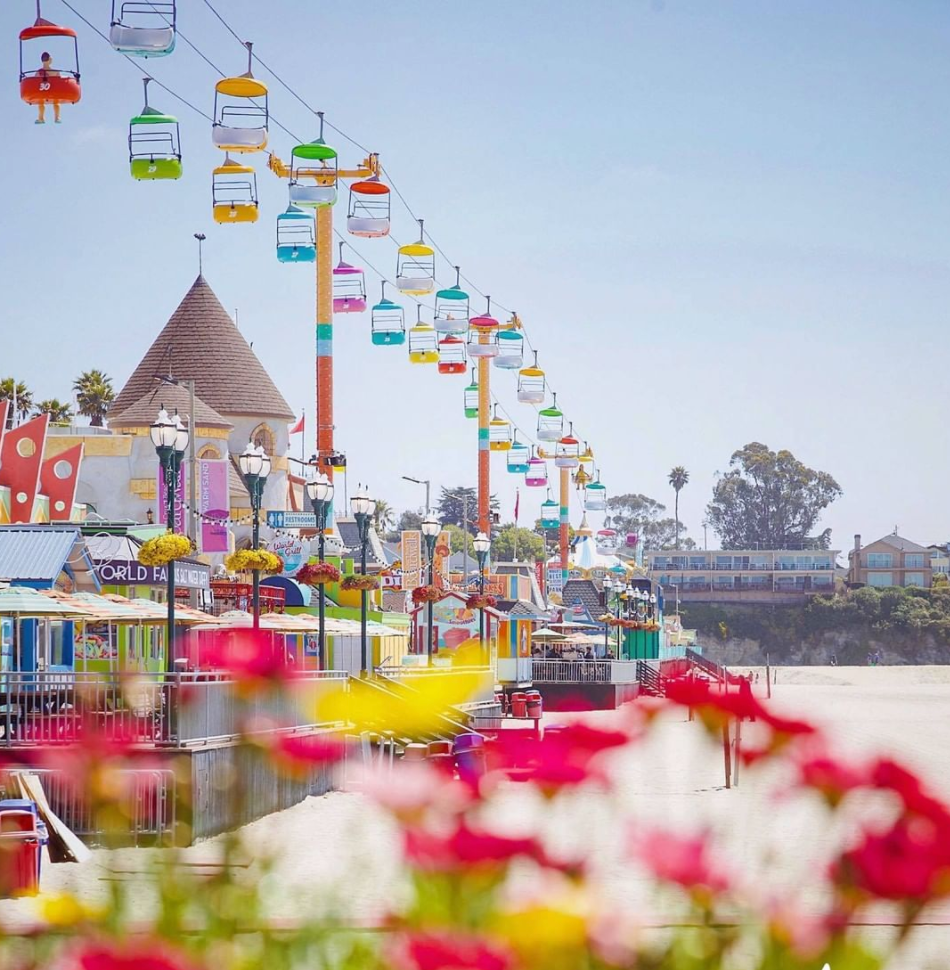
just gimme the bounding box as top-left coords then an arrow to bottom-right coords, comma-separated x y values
796,754 -> 869,806
870,758 -> 950,824
404,822 -> 557,873
203,631 -> 290,683
391,932 -> 512,970
73,941 -> 199,970
363,763 -> 475,821
632,828 -> 730,899
267,733 -> 348,776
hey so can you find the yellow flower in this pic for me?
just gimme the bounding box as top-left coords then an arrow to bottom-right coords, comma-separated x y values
39,892 -> 106,926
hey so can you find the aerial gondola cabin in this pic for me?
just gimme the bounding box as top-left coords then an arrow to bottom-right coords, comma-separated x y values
466,327 -> 499,359
489,407 -> 512,452
585,477 -> 607,511
289,139 -> 338,207
371,283 -> 405,345
19,15 -> 81,112
555,425 -> 581,469
396,220 -> 435,295
332,245 -> 367,313
579,443 -> 595,466
408,309 -> 439,364
540,496 -> 560,530
347,177 -> 390,237
128,79 -> 181,179
434,268 -> 470,333
517,354 -> 547,404
212,156 -> 258,224
507,436 -> 530,474
494,330 -> 524,370
525,450 -> 548,487
463,371 -> 478,418
437,336 -> 467,375
537,394 -> 564,442
276,205 -> 315,263
110,0 -> 176,56
212,46 -> 267,153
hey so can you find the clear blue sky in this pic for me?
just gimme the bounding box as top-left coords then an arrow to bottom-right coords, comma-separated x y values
3,0 -> 949,552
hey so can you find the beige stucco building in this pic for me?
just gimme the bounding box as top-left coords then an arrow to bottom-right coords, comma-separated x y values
847,533 -> 933,589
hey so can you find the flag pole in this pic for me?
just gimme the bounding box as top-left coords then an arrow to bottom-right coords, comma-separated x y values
300,408 -> 305,464
513,487 -> 519,562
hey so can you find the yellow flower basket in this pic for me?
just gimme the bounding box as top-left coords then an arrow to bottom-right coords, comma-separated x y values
225,549 -> 284,574
138,533 -> 192,567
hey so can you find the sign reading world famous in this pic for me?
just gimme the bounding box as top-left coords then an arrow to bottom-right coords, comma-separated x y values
96,559 -> 210,590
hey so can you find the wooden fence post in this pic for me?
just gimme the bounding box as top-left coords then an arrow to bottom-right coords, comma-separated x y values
722,722 -> 732,789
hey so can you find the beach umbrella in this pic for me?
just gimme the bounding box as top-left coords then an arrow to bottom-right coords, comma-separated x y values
530,627 -> 569,642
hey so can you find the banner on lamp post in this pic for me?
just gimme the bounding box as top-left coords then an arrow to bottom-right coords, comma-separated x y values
401,531 -> 422,591
433,530 -> 451,588
198,459 -> 229,553
157,464 -> 185,534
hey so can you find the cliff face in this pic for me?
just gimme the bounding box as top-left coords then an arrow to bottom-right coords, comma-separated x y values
699,631 -> 950,667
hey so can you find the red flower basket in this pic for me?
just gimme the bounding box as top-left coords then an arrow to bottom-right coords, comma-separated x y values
465,593 -> 497,610
296,562 -> 341,587
412,585 -> 445,606
341,574 -> 379,592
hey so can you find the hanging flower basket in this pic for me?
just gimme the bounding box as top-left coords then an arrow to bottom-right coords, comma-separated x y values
411,585 -> 445,606
465,593 -> 497,610
297,562 -> 341,587
226,549 -> 284,574
138,533 -> 192,567
341,574 -> 379,592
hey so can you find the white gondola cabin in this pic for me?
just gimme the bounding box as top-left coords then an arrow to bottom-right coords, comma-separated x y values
517,353 -> 547,404
585,477 -> 607,511
347,176 -> 390,236
540,496 -> 560,530
555,425 -> 581,469
276,205 -> 315,262
435,267 -> 470,333
371,283 -> 405,346
494,330 -> 524,370
396,219 -> 435,295
489,407 -> 512,452
537,394 -> 564,442
212,45 -> 267,153
110,0 -> 176,56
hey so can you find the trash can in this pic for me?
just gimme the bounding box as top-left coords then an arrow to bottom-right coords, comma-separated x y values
0,810 -> 43,897
453,733 -> 486,783
402,743 -> 428,762
525,690 -> 543,719
510,692 -> 528,718
0,800 -> 46,888
427,740 -> 454,775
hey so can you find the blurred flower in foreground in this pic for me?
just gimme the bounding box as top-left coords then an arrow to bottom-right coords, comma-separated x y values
404,821 -> 566,874
69,940 -> 200,970
389,931 -> 512,970
632,828 -> 731,904
363,762 -> 475,823
202,631 -> 291,686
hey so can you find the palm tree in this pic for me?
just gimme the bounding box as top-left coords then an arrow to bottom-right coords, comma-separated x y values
73,369 -> 115,427
372,499 -> 396,535
0,378 -> 33,429
668,466 -> 689,549
34,399 -> 74,425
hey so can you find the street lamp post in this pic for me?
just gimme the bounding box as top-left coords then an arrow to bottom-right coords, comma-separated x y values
473,531 -> 491,654
421,513 -> 441,665
306,472 -> 334,670
239,443 -> 272,631
351,487 -> 377,677
150,408 -> 188,672
602,578 -> 614,657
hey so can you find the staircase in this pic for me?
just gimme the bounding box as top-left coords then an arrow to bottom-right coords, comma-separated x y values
636,660 -> 664,697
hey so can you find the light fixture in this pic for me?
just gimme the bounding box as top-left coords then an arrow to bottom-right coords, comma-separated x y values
173,414 -> 189,454
307,472 -> 334,504
239,441 -> 265,478
473,532 -> 491,555
350,487 -> 376,519
421,513 -> 441,538
149,407 -> 177,450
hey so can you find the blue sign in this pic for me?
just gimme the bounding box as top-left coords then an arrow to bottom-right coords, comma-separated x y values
266,511 -> 317,529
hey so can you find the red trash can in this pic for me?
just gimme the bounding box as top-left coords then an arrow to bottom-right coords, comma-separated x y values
510,692 -> 528,718
0,811 -> 41,897
525,690 -> 543,719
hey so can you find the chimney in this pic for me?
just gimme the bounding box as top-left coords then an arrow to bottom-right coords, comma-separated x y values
854,534 -> 861,553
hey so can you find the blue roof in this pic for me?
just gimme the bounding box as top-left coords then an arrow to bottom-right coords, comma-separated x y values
0,529 -> 98,590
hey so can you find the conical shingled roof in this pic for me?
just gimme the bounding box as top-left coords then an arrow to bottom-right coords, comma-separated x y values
111,276 -> 294,421
109,383 -> 233,430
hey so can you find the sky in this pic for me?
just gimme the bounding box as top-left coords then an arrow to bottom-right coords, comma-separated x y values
2,0 -> 949,555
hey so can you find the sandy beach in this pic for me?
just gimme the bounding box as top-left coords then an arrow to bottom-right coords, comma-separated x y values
5,664 -> 950,968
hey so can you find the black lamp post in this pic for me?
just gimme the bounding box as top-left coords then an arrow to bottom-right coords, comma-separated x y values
238,443 -> 271,631
150,408 -> 188,672
602,578 -> 616,657
421,513 -> 441,664
306,472 -> 334,669
473,531 -> 491,653
350,487 -> 376,677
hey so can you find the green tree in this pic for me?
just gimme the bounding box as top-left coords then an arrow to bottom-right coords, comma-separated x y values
73,369 -> 115,427
668,466 -> 689,549
443,524 -> 474,560
34,398 -> 73,425
605,493 -> 693,550
395,509 -> 423,536
489,523 -> 546,562
437,486 -> 499,533
372,499 -> 396,536
0,378 -> 33,429
705,442 -> 841,550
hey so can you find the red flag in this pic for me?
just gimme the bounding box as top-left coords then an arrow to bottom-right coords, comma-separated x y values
514,487 -> 520,524
289,413 -> 305,435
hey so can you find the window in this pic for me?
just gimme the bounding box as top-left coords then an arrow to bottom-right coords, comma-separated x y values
715,575 -> 733,587
813,558 -> 832,570
777,556 -> 796,571
197,444 -> 222,460
867,553 -> 892,568
251,423 -> 276,455
867,572 -> 893,587
905,572 -> 925,588
689,556 -> 707,570
905,553 -> 925,569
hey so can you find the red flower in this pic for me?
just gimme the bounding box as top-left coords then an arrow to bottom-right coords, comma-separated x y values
75,941 -> 199,970
797,754 -> 869,806
632,828 -> 730,899
412,585 -> 445,605
404,822 -> 555,872
265,733 -> 348,776
870,758 -> 950,824
296,562 -> 341,586
203,630 -> 290,682
392,932 -> 512,970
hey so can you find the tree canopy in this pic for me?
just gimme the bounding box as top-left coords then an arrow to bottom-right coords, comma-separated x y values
705,442 -> 841,550
73,369 -> 115,427
34,399 -> 73,425
0,378 -> 32,428
437,486 -> 499,533
606,493 -> 695,550
490,524 -> 547,563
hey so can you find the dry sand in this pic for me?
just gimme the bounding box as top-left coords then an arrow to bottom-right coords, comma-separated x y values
5,665 -> 950,968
